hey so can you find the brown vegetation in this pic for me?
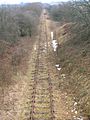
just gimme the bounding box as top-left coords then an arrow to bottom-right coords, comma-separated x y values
48,1 -> 90,118
0,3 -> 42,87
0,37 -> 34,87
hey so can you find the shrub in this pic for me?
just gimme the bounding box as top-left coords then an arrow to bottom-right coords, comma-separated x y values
0,7 -> 19,43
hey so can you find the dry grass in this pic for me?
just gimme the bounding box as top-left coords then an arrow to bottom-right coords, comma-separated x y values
0,37 -> 35,87
54,23 -> 90,118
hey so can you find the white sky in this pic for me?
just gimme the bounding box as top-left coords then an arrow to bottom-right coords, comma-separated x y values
0,0 -> 66,4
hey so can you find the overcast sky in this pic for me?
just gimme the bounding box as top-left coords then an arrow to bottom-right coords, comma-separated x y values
0,0 -> 67,4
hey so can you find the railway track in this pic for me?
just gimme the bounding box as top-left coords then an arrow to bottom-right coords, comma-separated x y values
28,13 -> 55,120
0,10 -> 75,120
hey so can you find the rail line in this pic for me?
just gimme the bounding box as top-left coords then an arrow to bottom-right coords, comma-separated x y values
28,13 -> 55,120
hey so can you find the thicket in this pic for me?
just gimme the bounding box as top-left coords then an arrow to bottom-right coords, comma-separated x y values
48,0 -> 90,118
0,3 -> 42,87
0,3 -> 42,44
49,0 -> 90,42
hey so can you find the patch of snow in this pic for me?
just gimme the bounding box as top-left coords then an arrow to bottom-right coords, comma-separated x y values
34,45 -> 37,50
51,32 -> 53,39
55,64 -> 59,67
75,111 -> 78,114
74,116 -> 83,120
71,109 -> 74,112
74,102 -> 78,106
79,116 -> 84,120
55,64 -> 61,71
52,39 -> 58,51
57,67 -> 61,71
45,43 -> 47,47
73,116 -> 76,118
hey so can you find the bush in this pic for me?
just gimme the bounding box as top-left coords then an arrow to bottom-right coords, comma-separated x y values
48,1 -> 90,117
0,3 -> 42,85
0,3 -> 42,43
0,7 -> 19,43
